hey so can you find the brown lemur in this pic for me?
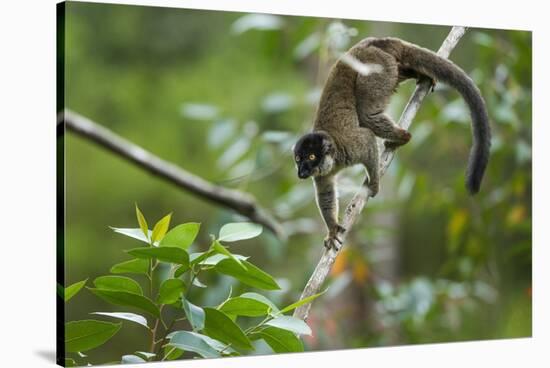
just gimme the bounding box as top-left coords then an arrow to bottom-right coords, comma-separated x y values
293,37 -> 491,249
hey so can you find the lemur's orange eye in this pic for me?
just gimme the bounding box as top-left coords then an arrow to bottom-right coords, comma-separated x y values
309,154 -> 316,160
295,155 -> 300,162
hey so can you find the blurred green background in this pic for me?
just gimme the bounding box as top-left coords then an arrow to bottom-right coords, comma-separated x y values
62,1 -> 532,363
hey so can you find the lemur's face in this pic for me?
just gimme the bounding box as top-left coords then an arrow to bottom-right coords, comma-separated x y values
293,132 -> 334,179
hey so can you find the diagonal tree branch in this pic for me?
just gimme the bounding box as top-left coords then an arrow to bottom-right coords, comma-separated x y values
59,109 -> 284,238
293,26 -> 467,321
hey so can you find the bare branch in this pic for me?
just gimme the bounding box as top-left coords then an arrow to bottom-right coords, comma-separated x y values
60,109 -> 284,238
293,26 -> 467,321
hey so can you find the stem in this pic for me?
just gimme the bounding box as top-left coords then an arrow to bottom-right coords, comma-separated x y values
153,315 -> 178,359
152,259 -> 160,271
149,260 -> 154,297
244,315 -> 273,335
149,305 -> 165,354
161,347 -> 176,361
187,272 -> 198,296
152,262 -> 196,360
147,233 -> 157,353
149,318 -> 158,353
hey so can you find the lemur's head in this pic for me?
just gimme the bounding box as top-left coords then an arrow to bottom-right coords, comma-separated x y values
293,131 -> 336,179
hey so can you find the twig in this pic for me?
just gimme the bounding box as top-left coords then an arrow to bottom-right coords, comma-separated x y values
60,109 -> 283,238
293,26 -> 467,321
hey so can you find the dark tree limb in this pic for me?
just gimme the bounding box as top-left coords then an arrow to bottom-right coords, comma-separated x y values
60,109 -> 284,238
293,26 -> 467,321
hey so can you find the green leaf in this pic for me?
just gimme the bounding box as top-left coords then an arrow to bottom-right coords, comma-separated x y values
167,331 -> 237,355
135,204 -> 149,239
182,297 -> 205,331
121,354 -> 146,364
167,331 -> 221,358
127,246 -> 189,265
65,320 -> 122,353
160,223 -> 200,249
63,278 -> 88,302
110,258 -> 149,275
151,213 -> 172,243
279,290 -> 326,314
195,253 -> 249,266
265,316 -> 312,335
93,276 -> 143,295
194,333 -> 237,354
110,227 -> 151,244
219,297 -> 270,317
212,240 -> 246,269
174,264 -> 189,277
215,259 -> 280,290
64,358 -> 77,367
163,346 -> 183,361
240,292 -> 280,313
88,288 -> 160,317
218,222 -> 262,242
252,326 -> 304,353
158,279 -> 186,304
90,312 -> 148,329
203,307 -> 253,350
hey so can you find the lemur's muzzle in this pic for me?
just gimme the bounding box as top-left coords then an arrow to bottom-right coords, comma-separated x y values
298,166 -> 311,179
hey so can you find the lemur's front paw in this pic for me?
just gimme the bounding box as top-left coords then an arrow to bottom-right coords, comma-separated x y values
364,179 -> 379,198
323,225 -> 346,251
368,183 -> 379,197
323,236 -> 342,251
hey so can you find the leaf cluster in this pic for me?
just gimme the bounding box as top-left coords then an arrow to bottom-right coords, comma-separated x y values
60,205 -> 324,365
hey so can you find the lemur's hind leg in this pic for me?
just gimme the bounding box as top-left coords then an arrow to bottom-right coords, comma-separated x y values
398,65 -> 437,92
357,127 -> 381,197
353,47 -> 411,150
363,112 -> 412,150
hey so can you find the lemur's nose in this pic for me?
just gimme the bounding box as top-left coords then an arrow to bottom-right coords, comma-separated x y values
298,170 -> 310,179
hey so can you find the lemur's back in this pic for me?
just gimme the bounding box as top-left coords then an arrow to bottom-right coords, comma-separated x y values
313,37 -> 401,133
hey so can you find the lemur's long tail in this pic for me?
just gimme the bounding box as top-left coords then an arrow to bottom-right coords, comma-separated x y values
373,38 -> 491,194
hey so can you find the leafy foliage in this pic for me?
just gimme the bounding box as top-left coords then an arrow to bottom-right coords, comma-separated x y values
160,223 -> 200,249
63,207 -> 323,364
218,222 -> 263,242
90,312 -> 148,328
65,320 -> 122,353
126,246 -> 189,265
215,259 -> 280,290
219,296 -> 271,317
87,288 -> 160,317
110,258 -> 148,275
60,279 -> 88,302
93,275 -> 143,295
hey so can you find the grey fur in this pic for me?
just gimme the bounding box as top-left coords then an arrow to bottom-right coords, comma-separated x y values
294,37 -> 491,248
